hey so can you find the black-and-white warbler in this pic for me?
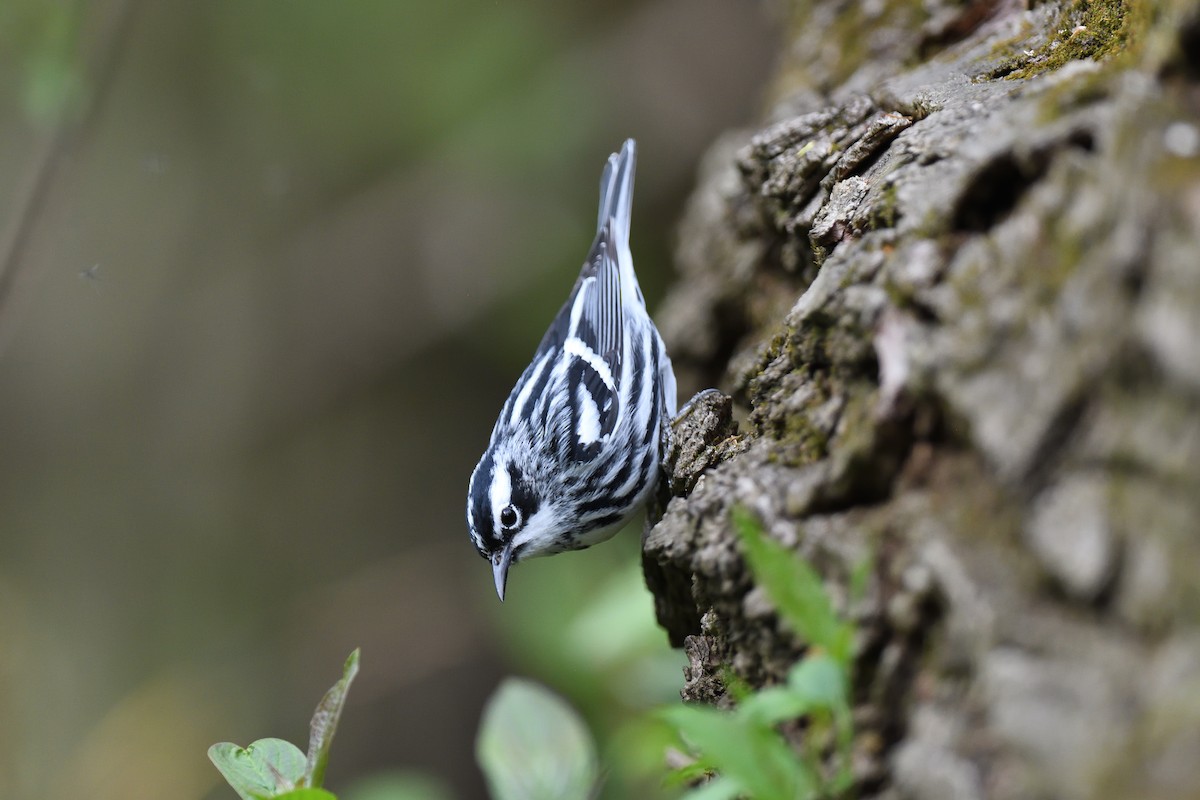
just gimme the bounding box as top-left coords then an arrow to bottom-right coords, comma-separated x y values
467,139 -> 677,600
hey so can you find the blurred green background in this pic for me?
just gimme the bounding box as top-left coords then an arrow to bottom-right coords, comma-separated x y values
0,2 -> 775,798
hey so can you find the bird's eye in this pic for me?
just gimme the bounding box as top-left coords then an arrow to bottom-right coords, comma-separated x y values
500,505 -> 521,529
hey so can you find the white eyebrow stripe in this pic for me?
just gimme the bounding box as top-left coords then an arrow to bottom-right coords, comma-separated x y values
489,462 -> 511,532
564,336 -> 616,390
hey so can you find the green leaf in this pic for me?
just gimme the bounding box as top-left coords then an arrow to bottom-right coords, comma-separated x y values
731,507 -> 854,665
718,667 -> 753,704
208,738 -> 307,800
787,653 -> 848,712
476,678 -> 599,800
737,686 -> 812,726
611,716 -> 688,783
664,759 -> 715,788
682,775 -> 744,800
273,790 -> 339,800
306,649 -> 361,789
660,705 -> 816,800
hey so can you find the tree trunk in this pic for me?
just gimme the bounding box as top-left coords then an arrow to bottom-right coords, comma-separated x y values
642,1 -> 1200,797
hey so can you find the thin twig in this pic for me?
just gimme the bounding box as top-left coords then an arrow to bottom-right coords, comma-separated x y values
0,0 -> 141,349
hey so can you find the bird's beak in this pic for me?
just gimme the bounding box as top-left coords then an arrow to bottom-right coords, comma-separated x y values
492,544 -> 514,602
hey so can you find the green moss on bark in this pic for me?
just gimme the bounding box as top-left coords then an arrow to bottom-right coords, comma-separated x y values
1000,0 -> 1148,80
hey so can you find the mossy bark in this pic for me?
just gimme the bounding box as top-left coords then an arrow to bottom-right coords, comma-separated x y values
644,1 -> 1200,797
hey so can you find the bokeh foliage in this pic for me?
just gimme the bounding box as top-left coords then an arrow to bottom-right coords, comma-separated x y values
0,3 -> 773,799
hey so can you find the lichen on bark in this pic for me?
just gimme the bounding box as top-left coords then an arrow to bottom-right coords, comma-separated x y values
644,0 -> 1200,796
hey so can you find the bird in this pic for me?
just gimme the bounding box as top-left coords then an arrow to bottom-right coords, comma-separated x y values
466,139 -> 677,601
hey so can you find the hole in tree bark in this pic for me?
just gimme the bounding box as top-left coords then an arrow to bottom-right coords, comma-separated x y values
951,151 -> 1053,232
1176,10 -> 1200,77
951,133 -> 1095,232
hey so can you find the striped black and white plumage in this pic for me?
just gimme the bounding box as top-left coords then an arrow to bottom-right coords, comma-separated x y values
467,139 -> 677,600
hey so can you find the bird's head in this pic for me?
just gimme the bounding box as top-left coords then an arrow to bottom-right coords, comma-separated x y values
466,440 -> 565,601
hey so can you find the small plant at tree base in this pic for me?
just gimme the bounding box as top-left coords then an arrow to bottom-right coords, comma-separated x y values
476,678 -> 600,800
209,649 -> 360,800
208,511 -> 862,800
658,506 -> 860,800
209,651 -> 602,800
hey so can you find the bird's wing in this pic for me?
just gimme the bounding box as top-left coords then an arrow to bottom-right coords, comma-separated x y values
501,141 -> 639,461
560,224 -> 623,462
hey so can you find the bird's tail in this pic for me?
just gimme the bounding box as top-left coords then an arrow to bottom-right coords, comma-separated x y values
597,139 -> 636,244
596,139 -> 644,308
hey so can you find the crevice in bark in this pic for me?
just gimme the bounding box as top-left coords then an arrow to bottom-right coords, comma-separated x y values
951,130 -> 1096,232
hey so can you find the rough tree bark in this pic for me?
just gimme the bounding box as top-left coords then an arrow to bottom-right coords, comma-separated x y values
643,1 -> 1200,798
